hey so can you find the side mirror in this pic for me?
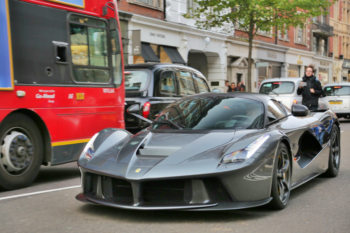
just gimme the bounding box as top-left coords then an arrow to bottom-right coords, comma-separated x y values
291,104 -> 309,116
127,104 -> 140,114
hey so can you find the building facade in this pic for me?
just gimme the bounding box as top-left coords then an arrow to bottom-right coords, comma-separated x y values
118,0 -> 336,92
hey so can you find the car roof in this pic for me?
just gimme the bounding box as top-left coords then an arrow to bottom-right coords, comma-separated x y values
125,63 -> 186,70
179,92 -> 272,105
323,82 -> 350,87
124,63 -> 207,79
260,78 -> 302,83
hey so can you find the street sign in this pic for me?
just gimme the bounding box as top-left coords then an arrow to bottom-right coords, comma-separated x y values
255,62 -> 269,68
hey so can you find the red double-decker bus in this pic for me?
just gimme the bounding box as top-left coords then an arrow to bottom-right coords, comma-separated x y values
0,0 -> 124,190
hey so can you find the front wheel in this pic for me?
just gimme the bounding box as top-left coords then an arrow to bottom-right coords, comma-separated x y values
0,113 -> 43,190
268,142 -> 291,210
324,126 -> 340,177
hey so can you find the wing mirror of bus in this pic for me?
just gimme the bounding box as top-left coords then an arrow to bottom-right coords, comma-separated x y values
127,104 -> 140,114
109,18 -> 118,30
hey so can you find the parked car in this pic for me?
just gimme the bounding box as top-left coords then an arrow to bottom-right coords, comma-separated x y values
322,83 -> 350,119
259,78 -> 327,109
124,63 -> 210,131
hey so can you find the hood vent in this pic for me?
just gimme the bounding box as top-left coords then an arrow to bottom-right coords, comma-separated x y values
137,147 -> 180,157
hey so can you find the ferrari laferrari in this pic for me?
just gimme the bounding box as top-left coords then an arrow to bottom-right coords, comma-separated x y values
76,93 -> 340,210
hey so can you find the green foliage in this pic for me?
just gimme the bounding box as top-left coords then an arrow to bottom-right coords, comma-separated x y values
183,0 -> 334,37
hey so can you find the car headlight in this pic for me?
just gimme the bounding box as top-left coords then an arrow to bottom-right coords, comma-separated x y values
222,135 -> 270,164
81,133 -> 99,161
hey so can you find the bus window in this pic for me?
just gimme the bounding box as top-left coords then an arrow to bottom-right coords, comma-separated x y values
69,15 -> 110,83
110,30 -> 122,87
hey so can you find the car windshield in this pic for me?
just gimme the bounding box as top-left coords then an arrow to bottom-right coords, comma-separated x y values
125,70 -> 150,91
324,86 -> 350,96
260,82 -> 295,94
152,96 -> 264,130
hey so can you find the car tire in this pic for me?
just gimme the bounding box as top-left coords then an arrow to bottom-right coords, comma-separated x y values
0,113 -> 43,190
268,142 -> 291,210
324,126 -> 340,177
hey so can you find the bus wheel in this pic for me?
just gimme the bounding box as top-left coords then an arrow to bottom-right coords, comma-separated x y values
0,113 -> 43,190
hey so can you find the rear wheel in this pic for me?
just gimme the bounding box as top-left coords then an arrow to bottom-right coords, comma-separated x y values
269,143 -> 291,210
324,126 -> 340,177
0,113 -> 43,190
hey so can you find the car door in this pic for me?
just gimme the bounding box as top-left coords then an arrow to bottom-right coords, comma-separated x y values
266,100 -> 312,183
193,72 -> 210,94
175,70 -> 197,96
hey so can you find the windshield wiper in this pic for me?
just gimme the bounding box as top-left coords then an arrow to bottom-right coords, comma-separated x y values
152,120 -> 184,129
270,90 -> 279,96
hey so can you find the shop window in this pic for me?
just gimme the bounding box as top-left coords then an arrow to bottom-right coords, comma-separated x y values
69,15 -> 110,83
160,46 -> 172,63
149,44 -> 171,63
288,65 -> 300,78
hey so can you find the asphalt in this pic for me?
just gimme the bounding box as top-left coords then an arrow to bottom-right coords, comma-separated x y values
1,121 -> 350,233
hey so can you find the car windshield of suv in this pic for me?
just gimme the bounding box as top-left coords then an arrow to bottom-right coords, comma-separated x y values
125,70 -> 149,91
152,96 -> 264,130
324,86 -> 350,96
259,82 -> 295,94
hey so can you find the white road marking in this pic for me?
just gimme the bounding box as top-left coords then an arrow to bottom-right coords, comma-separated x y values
0,185 -> 81,201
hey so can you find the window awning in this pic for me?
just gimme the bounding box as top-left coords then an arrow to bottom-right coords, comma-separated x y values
141,43 -> 160,63
162,46 -> 186,64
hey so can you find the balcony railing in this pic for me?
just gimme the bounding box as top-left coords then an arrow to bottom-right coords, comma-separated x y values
312,20 -> 334,36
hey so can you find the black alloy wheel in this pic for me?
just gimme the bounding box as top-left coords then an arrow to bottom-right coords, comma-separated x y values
269,143 -> 291,210
0,113 -> 43,190
324,126 -> 340,177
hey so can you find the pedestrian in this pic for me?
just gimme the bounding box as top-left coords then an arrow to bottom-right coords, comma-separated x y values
225,80 -> 231,92
237,82 -> 242,91
240,80 -> 246,92
297,64 -> 323,111
228,82 -> 238,92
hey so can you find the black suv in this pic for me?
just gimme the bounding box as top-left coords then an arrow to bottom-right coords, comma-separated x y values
124,63 -> 210,131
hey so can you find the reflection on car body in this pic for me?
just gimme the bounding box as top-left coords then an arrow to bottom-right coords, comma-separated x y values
124,64 -> 210,131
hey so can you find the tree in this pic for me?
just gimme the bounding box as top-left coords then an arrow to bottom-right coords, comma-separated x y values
184,0 -> 333,91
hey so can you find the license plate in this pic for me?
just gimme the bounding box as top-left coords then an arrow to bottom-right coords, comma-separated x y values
329,101 -> 342,104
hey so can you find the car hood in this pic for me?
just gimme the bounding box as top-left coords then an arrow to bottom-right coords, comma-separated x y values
82,129 -> 266,179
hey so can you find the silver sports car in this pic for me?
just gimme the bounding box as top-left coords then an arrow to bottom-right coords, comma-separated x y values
76,93 -> 340,210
